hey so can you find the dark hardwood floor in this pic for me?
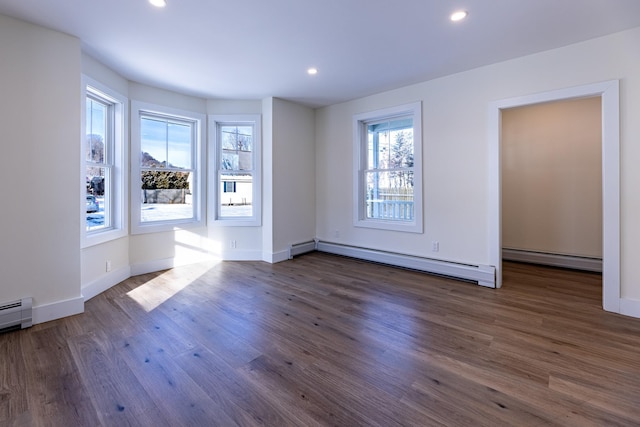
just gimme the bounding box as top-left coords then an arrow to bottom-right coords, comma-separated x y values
2,252 -> 640,426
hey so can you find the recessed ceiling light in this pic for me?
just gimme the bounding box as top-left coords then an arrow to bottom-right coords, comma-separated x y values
307,68 -> 318,76
149,0 -> 167,8
450,10 -> 468,22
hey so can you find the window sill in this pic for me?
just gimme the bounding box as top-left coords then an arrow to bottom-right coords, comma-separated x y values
131,218 -> 205,235
354,218 -> 423,234
82,227 -> 128,248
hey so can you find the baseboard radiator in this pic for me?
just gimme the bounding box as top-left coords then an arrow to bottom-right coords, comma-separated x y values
313,241 -> 495,288
288,239 -> 318,259
502,248 -> 603,273
0,297 -> 33,333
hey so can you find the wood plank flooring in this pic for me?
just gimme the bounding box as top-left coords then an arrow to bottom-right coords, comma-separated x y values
2,252 -> 640,426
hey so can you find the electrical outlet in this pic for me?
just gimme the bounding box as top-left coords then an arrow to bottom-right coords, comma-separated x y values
431,241 -> 439,252
106,260 -> 112,272
230,240 -> 237,249
334,230 -> 340,238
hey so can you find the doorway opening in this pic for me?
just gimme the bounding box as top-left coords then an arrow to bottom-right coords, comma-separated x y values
488,80 -> 620,313
501,97 -> 602,276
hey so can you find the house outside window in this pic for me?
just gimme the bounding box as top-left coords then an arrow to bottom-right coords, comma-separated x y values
353,102 -> 423,233
209,115 -> 261,226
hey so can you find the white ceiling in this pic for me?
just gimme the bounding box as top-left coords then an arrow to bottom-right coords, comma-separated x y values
1,0 -> 639,107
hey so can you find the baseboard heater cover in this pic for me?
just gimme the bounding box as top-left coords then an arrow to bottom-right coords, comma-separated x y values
0,297 -> 33,333
502,248 -> 603,273
316,241 -> 495,288
289,239 -> 318,259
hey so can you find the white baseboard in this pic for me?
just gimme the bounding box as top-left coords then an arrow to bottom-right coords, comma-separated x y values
502,248 -> 602,272
32,296 -> 84,325
222,250 -> 264,261
130,257 -> 177,276
82,266 -> 132,302
316,241 -> 495,288
266,249 -> 291,264
620,298 -> 640,319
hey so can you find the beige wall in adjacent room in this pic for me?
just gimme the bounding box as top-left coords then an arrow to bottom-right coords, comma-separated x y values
501,97 -> 602,258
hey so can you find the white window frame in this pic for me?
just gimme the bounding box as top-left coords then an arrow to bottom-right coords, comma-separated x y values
131,101 -> 205,234
353,102 -> 423,233
81,76 -> 128,247
209,115 -> 262,227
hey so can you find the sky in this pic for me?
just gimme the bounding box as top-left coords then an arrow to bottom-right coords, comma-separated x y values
141,117 -> 192,169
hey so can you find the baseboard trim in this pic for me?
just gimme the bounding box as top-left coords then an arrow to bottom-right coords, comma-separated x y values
620,298 -> 640,319
32,296 -> 84,325
316,241 -> 495,288
502,248 -> 602,272
82,266 -> 132,302
266,249 -> 291,264
130,257 -> 177,276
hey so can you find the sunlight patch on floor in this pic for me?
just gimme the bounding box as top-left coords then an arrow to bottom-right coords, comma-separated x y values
126,260 -> 221,312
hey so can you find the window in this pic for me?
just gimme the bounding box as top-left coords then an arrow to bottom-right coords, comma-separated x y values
353,102 -> 422,233
82,77 -> 127,246
131,102 -> 204,233
209,115 -> 261,226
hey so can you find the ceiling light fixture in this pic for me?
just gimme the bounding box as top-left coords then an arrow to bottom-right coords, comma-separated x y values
149,0 -> 167,8
450,10 -> 468,22
307,67 -> 318,75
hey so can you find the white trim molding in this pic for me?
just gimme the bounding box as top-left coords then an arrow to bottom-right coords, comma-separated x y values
82,266 -> 132,301
620,298 -> 640,319
32,297 -> 84,325
353,102 -> 423,234
263,250 -> 290,264
209,114 -> 262,227
488,80 -> 620,313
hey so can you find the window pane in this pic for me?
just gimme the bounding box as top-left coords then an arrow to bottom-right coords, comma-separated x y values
140,171 -> 192,222
221,126 -> 252,151
354,102 -> 421,232
219,173 -> 253,218
367,117 -> 413,169
389,129 -> 414,168
167,122 -> 192,169
365,170 -> 414,221
140,117 -> 168,166
221,152 -> 239,170
220,125 -> 253,171
86,98 -> 107,163
86,166 -> 107,230
367,125 -> 390,169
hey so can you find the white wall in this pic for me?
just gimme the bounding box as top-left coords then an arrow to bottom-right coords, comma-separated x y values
262,97 -> 316,262
271,98 -> 316,259
81,54 -> 131,299
262,98 -> 275,261
207,99 -> 264,261
82,54 -> 129,97
0,14 -> 83,321
128,82 -> 211,273
315,27 -> 640,305
502,97 -> 602,258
